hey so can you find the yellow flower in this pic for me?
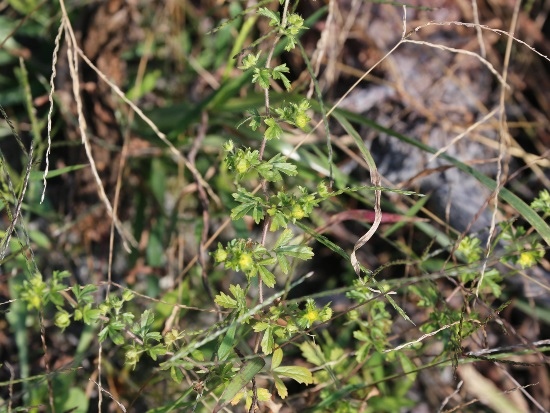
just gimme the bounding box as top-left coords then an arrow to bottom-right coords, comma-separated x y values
304,309 -> 319,324
238,252 -> 254,271
291,204 -> 305,220
517,252 -> 537,268
295,112 -> 310,129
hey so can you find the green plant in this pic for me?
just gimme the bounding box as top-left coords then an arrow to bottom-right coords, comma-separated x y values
2,1 -> 550,412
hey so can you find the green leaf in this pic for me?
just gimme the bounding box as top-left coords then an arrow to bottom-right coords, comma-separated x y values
271,347 -> 283,370
260,325 -> 275,354
271,158 -> 297,177
275,244 -> 314,260
239,52 -> 260,70
273,366 -> 313,384
353,330 -> 369,342
28,164 -> 89,181
229,284 -> 246,304
148,345 -> 167,360
251,205 -> 265,224
257,7 -> 280,26
276,253 -> 290,274
253,321 -> 269,332
214,356 -> 265,412
531,189 -> 550,214
218,322 -> 237,361
170,366 -> 184,383
264,117 -> 283,140
272,64 -> 291,90
231,202 -> 255,221
215,291 -> 238,309
273,373 -> 288,399
253,67 -> 271,89
274,228 -> 293,249
141,309 -> 155,330
258,265 -> 276,288
299,341 -> 325,366
81,306 -> 101,325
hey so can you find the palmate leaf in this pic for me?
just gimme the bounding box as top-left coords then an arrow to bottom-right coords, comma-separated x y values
264,117 -> 283,140
253,68 -> 271,89
231,189 -> 265,222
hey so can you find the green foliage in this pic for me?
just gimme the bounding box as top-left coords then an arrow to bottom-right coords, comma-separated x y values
2,1 -> 549,412
19,270 -> 69,311
530,189 -> 550,215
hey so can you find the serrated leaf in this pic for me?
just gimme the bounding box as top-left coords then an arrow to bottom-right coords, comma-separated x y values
257,388 -> 271,401
276,254 -> 290,274
257,7 -> 280,26
272,160 -> 297,176
264,117 -> 283,140
258,265 -> 276,288
275,244 -> 314,260
253,68 -> 271,89
353,330 -> 369,342
272,63 -> 289,75
272,64 -> 291,90
273,366 -> 313,384
261,325 -> 275,354
148,345 -> 167,360
215,292 -> 238,309
273,374 -> 288,399
270,212 -> 288,231
272,348 -> 283,369
252,206 -> 265,224
274,228 -> 294,249
229,284 -> 246,303
214,357 -> 265,412
299,341 -> 324,366
231,203 -> 254,221
253,321 -> 269,332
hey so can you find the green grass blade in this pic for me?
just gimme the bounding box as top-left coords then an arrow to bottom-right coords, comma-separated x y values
333,108 -> 550,246
214,356 -> 265,412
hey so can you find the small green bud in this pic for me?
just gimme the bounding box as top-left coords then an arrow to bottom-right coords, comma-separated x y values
122,290 -> 135,302
55,310 -> 71,330
223,140 -> 235,153
213,244 -> 228,263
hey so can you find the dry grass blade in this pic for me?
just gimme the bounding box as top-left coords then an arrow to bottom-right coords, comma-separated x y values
458,364 -> 525,413
57,3 -> 137,251
42,20 -> 64,204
